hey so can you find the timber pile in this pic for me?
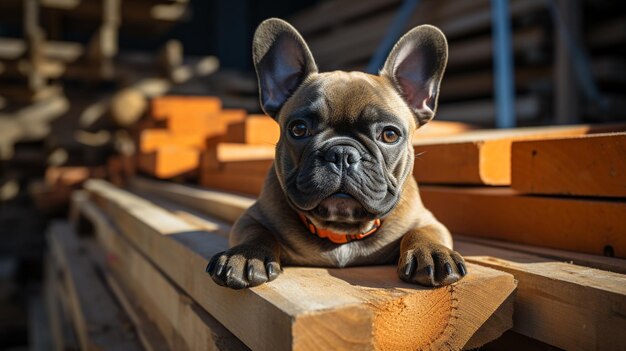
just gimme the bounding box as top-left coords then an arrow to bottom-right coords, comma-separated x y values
48,176 -> 626,350
56,180 -> 517,350
411,125 -> 626,258
289,0 -> 626,125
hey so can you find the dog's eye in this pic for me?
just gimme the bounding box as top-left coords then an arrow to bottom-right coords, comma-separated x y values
381,128 -> 400,144
289,121 -> 309,139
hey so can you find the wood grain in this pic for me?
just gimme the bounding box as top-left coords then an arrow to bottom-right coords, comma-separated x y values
420,185 -> 626,257
511,132 -> 626,197
413,124 -> 626,185
455,240 -> 626,351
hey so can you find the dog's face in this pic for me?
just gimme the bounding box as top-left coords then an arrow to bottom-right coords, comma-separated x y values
252,19 -> 447,234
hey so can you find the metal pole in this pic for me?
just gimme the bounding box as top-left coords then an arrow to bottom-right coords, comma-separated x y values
366,0 -> 420,74
491,0 -> 516,128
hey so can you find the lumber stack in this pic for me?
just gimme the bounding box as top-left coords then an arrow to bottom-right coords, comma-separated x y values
412,124 -> 626,258
120,177 -> 626,350
56,179 -> 519,350
135,96 -> 278,181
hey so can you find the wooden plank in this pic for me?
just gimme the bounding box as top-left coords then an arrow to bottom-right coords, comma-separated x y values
85,179 -> 516,351
414,120 -> 478,138
137,145 -> 200,179
47,221 -> 141,351
511,133 -> 626,197
413,124 -> 626,185
73,196 -> 247,351
139,129 -> 206,153
199,170 -> 266,197
199,143 -> 275,170
151,96 -> 222,121
129,177 -> 255,223
455,235 -> 626,275
168,109 -> 246,136
224,115 -> 280,145
454,240 -> 626,351
420,186 -> 626,258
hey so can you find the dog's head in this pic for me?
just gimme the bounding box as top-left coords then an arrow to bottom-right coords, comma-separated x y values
253,18 -> 447,234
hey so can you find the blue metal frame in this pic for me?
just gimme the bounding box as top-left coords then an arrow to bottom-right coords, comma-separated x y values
366,0 -> 420,74
491,0 -> 516,128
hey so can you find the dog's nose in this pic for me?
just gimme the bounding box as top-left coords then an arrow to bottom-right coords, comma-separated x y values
324,145 -> 361,168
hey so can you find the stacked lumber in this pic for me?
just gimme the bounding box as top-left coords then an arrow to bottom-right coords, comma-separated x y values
412,124 -> 626,258
289,0 -> 626,125
136,96 -> 278,180
62,179 -> 517,350
125,177 -> 626,350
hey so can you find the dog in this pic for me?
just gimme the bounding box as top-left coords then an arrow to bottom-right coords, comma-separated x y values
206,18 -> 466,289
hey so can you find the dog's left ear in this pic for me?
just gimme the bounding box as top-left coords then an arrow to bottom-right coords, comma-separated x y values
382,25 -> 448,126
252,18 -> 318,118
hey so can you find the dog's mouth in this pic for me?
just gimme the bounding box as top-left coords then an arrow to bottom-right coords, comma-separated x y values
310,192 -> 374,225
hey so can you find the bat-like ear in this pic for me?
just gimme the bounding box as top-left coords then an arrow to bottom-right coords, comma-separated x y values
252,18 -> 318,118
381,25 -> 448,126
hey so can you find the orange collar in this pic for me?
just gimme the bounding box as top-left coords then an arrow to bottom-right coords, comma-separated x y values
298,213 -> 382,244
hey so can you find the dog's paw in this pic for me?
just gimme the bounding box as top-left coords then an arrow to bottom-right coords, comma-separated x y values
397,244 -> 467,287
205,245 -> 281,289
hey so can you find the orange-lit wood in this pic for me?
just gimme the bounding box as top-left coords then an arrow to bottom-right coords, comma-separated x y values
511,133 -> 626,197
224,114 -> 280,145
420,185 -> 626,258
137,145 -> 200,179
413,124 -> 626,185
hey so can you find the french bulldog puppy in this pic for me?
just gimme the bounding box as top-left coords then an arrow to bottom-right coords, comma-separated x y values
206,18 -> 467,289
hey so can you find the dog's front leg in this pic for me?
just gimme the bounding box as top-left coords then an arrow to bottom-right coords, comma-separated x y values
206,214 -> 281,289
397,221 -> 467,287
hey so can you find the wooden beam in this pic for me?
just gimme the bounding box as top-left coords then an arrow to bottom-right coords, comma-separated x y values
85,179 -> 516,351
224,115 -> 280,145
73,195 -> 247,351
200,143 -> 275,170
413,124 -> 626,185
129,177 -> 254,223
511,133 -> 626,197
168,109 -> 246,136
199,170 -> 266,197
47,221 -> 142,351
420,185 -> 626,258
414,120 -> 478,139
454,240 -> 626,350
139,129 -> 206,153
151,96 -> 222,121
137,145 -> 200,179
455,235 -> 626,275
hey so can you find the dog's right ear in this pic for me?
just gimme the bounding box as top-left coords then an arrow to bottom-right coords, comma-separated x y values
252,18 -> 318,118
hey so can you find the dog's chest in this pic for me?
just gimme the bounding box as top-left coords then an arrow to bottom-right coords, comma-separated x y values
322,244 -> 356,267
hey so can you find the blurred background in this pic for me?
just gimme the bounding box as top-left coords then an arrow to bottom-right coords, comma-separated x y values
0,0 -> 624,348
